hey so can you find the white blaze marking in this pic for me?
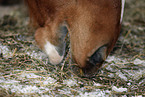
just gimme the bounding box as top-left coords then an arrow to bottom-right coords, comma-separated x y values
44,41 -> 63,65
120,0 -> 125,23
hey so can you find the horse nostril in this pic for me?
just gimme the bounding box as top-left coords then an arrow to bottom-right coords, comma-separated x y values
88,45 -> 107,66
58,25 -> 68,41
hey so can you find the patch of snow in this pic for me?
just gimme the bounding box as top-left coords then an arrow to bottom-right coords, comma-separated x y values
105,64 -> 115,72
42,77 -> 57,85
112,86 -> 127,93
108,73 -> 115,78
127,83 -> 131,86
0,78 -> 44,94
122,95 -> 127,97
41,95 -> 51,97
135,95 -> 142,97
39,87 -> 50,92
12,85 -> 41,94
139,79 -> 145,85
31,79 -> 41,84
58,88 -> 71,95
132,69 -> 145,80
123,69 -> 145,80
4,80 -> 20,84
14,70 -> 23,72
116,71 -> 128,81
78,89 -> 110,97
93,83 -> 102,87
30,76 -> 57,86
20,72 -> 41,78
0,44 -> 13,58
133,58 -> 145,65
26,50 -> 47,60
0,82 -> 51,94
63,79 -> 77,87
106,56 -> 117,63
0,78 -> 20,84
106,56 -> 127,64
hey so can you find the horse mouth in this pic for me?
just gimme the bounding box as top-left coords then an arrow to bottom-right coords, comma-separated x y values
77,45 -> 108,77
86,45 -> 108,77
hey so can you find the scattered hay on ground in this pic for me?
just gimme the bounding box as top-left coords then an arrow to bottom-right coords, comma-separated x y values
0,0 -> 145,96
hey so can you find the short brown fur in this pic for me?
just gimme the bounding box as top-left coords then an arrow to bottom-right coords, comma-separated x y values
25,0 -> 121,74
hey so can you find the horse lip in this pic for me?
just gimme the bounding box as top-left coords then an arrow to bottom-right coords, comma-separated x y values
81,61 -> 103,78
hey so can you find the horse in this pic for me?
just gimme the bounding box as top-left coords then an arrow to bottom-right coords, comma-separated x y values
25,0 -> 125,76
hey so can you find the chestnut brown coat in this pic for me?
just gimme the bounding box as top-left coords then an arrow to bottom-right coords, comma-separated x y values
25,0 -> 124,76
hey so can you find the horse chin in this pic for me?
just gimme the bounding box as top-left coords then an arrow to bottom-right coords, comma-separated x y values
71,62 -> 103,78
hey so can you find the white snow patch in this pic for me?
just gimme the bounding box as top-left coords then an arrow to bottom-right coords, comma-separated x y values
123,69 -> 145,80
14,70 -> 23,72
106,56 -> 126,63
31,76 -> 57,85
108,73 -> 115,78
26,50 -> 47,60
41,95 -> 51,97
133,58 -> 145,65
19,72 -> 57,85
42,77 -> 57,85
20,72 -> 41,78
0,44 -> 13,58
127,83 -> 131,86
135,96 -> 142,97
112,86 -> 127,93
58,88 -> 71,95
122,95 -> 127,97
105,63 -> 115,72
93,83 -> 102,87
106,56 -> 117,63
63,79 -> 77,86
0,78 -> 45,94
78,89 -> 110,97
0,81 -> 51,94
116,71 -> 128,81
132,69 -> 145,80
0,79 -> 20,84
12,85 -> 40,93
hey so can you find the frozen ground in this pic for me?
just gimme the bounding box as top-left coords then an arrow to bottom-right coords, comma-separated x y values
0,0 -> 145,97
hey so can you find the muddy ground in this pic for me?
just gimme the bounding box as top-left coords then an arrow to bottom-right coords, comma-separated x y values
0,0 -> 144,97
